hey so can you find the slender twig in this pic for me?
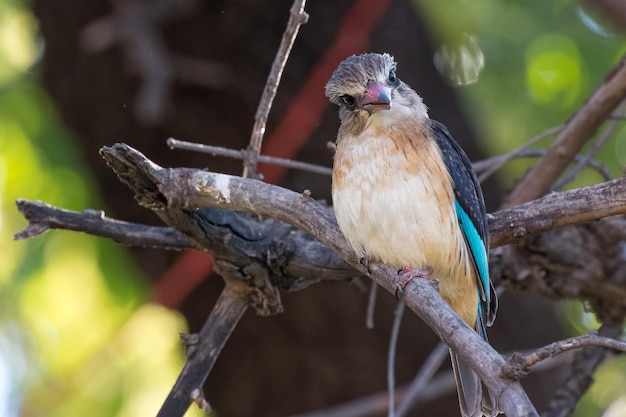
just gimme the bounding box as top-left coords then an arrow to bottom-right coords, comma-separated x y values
396,342 -> 450,417
506,53 -> 626,206
553,101 -> 625,190
388,301 -> 405,417
476,124 -> 563,182
167,137 -> 332,176
156,285 -> 249,417
476,107 -> 625,183
488,149 -> 612,182
542,322 -> 624,417
170,135 -> 614,182
504,330 -> 626,378
288,348 -> 571,417
288,385 -> 413,417
366,282 -> 378,329
243,0 -> 308,178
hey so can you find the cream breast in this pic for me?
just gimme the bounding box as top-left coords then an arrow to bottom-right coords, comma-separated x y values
331,113 -> 476,321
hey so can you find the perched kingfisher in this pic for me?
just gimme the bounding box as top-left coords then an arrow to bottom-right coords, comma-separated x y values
325,53 -> 499,417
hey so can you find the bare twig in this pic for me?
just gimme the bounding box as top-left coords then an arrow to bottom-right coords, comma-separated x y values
504,330 -> 626,379
476,107 -> 625,183
288,385 -> 413,417
387,301 -> 405,417
366,282 -> 378,329
506,53 -> 626,206
396,342 -> 450,417
288,349 -> 571,417
553,101 -> 625,190
480,149 -> 612,183
168,137 -> 332,176
243,0 -> 309,178
156,284 -> 248,417
171,131 -> 616,183
476,124 -> 563,182
542,322 -> 624,417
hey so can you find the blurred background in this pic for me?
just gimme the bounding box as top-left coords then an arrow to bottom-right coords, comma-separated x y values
2,0 -> 626,416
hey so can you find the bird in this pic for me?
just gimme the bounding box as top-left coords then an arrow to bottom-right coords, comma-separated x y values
325,53 -> 499,417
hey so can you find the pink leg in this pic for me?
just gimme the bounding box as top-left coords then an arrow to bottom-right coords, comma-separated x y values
395,267 -> 432,298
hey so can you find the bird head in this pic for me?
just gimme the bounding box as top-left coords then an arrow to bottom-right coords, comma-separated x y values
325,53 -> 427,134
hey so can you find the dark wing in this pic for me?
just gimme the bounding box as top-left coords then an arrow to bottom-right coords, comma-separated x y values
430,120 -> 497,331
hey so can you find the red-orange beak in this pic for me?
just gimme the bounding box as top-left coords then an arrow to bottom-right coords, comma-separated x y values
360,80 -> 391,112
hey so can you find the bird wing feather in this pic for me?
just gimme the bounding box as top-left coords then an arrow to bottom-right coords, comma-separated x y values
430,120 -> 496,331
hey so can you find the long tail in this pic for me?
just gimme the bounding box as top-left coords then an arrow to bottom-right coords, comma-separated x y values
450,350 -> 499,417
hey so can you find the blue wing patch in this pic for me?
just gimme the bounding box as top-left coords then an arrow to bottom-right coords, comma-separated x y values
455,199 -> 490,308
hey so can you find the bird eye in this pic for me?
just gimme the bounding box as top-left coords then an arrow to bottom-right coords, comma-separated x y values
388,70 -> 397,83
341,95 -> 355,106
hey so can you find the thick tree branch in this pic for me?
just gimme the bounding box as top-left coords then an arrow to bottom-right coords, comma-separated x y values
17,168 -> 626,293
506,54 -> 626,206
489,176 -> 626,247
14,199 -> 191,249
492,216 -> 626,321
156,284 -> 248,417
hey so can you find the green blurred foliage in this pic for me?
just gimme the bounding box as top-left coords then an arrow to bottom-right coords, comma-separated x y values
415,0 -> 626,416
0,1 -> 203,417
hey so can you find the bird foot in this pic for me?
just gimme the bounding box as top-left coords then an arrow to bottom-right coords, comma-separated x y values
395,267 -> 433,298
